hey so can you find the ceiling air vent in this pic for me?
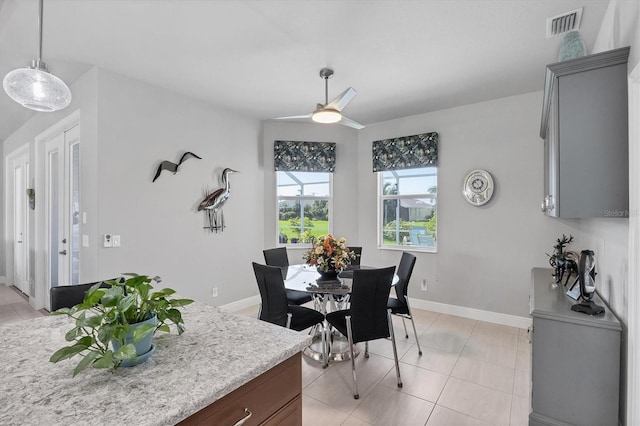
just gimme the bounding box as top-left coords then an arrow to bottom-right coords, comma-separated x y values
546,8 -> 583,38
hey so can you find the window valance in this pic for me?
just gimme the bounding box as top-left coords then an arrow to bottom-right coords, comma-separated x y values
372,132 -> 438,172
274,140 -> 336,173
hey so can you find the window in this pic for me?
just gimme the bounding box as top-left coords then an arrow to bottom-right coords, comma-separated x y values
277,171 -> 332,245
379,167 -> 437,251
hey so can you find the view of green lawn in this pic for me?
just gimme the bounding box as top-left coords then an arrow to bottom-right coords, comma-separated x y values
278,220 -> 329,242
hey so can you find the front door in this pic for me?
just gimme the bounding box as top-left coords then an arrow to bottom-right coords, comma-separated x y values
9,149 -> 30,294
44,125 -> 80,305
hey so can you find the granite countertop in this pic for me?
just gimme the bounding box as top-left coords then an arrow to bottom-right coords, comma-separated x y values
0,302 -> 312,425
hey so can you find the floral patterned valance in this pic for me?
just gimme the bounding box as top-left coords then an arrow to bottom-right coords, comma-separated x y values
372,132 -> 438,172
274,140 -> 336,173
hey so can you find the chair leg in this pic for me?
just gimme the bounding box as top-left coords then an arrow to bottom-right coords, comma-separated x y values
388,309 -> 403,388
365,341 -> 369,358
285,313 -> 292,329
401,316 -> 409,338
409,314 -> 422,355
406,299 -> 422,356
346,316 -> 359,399
322,321 -> 328,369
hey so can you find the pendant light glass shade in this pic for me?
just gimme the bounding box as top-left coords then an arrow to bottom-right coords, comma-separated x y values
3,62 -> 72,112
312,108 -> 341,124
3,0 -> 72,112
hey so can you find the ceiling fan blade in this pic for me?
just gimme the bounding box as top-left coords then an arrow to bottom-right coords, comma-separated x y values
272,113 -> 313,121
326,87 -> 357,112
339,115 -> 365,130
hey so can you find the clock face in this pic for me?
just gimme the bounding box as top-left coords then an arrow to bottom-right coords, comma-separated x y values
463,170 -> 494,206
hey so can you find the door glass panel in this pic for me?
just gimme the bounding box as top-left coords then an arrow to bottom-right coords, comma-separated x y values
49,151 -> 59,287
70,143 -> 80,285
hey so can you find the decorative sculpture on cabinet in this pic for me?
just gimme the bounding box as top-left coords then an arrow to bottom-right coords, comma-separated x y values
547,234 -> 578,286
198,168 -> 238,233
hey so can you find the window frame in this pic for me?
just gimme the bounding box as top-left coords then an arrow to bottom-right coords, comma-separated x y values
276,171 -> 333,248
377,167 -> 437,253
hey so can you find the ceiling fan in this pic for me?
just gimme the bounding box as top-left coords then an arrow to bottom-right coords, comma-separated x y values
274,68 -> 365,129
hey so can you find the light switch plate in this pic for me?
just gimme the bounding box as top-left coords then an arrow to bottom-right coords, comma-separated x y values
103,234 -> 112,248
82,235 -> 89,247
112,235 -> 121,247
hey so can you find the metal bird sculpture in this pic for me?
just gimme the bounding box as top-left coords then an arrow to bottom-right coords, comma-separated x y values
152,151 -> 202,182
198,168 -> 238,232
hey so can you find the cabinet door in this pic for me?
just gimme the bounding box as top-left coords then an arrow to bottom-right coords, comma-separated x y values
531,316 -> 620,425
557,63 -> 629,218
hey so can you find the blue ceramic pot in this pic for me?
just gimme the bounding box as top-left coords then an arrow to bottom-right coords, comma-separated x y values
111,314 -> 157,367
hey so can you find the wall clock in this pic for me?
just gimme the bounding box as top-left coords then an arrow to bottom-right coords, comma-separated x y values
462,169 -> 494,206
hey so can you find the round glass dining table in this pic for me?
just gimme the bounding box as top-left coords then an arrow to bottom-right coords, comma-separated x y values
283,264 -> 397,366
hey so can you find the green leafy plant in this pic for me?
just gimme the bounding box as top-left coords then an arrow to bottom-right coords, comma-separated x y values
49,274 -> 194,376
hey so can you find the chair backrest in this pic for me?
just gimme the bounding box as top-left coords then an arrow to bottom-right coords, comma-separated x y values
349,266 -> 396,344
394,252 -> 417,304
349,246 -> 362,266
252,262 -> 290,327
263,247 -> 289,268
50,281 -> 105,311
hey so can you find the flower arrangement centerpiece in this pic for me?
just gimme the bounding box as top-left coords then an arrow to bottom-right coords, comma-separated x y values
303,234 -> 356,279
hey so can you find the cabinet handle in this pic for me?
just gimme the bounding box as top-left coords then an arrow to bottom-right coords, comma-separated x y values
232,408 -> 252,426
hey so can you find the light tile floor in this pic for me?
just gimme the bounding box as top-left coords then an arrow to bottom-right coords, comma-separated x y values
1,287 -> 532,425
235,303 -> 532,426
0,285 -> 46,323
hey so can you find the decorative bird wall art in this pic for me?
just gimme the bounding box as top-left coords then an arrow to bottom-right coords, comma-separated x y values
198,168 -> 238,233
152,151 -> 202,182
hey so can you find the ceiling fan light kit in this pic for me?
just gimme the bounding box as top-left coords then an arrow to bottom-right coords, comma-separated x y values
312,107 -> 341,124
2,0 -> 71,112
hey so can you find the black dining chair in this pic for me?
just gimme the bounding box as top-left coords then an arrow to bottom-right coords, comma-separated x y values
50,281 -> 110,311
252,263 -> 325,333
387,251 -> 422,355
263,247 -> 313,306
325,266 -> 402,399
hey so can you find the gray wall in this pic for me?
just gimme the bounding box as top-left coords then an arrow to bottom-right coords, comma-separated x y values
356,92 -> 575,318
94,69 -> 263,305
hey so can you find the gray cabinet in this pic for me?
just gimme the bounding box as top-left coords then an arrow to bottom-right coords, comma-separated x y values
529,268 -> 621,426
540,47 -> 629,218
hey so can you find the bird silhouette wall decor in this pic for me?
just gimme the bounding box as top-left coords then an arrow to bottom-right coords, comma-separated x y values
198,168 -> 238,232
152,151 -> 202,182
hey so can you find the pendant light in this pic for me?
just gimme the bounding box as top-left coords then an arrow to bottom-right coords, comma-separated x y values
3,0 -> 71,112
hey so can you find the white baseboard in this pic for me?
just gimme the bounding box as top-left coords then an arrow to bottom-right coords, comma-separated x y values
218,294 -> 532,329
409,297 -> 532,330
220,295 -> 261,313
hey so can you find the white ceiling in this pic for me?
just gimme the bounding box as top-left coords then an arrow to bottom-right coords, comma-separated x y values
0,0 -> 610,141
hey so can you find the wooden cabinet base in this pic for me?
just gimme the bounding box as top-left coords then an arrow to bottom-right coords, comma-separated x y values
178,353 -> 302,425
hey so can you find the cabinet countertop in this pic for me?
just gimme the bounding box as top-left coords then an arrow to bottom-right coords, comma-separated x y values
530,267 -> 621,330
0,301 -> 312,426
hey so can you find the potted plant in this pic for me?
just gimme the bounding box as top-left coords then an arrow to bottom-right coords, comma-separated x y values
49,273 -> 194,376
303,234 -> 356,279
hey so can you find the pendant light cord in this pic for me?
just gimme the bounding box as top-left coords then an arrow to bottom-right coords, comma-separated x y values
37,0 -> 43,63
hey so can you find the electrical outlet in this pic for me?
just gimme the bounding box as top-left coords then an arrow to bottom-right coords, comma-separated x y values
421,278 -> 428,291
211,287 -> 218,298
